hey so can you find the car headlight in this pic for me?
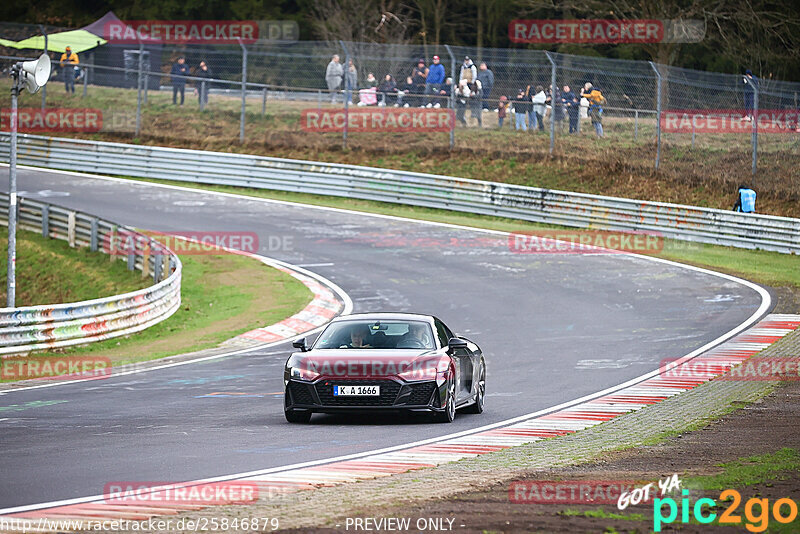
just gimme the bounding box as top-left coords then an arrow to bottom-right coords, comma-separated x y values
289,366 -> 320,381
397,357 -> 451,385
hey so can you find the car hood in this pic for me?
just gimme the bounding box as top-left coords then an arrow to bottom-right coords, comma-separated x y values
288,349 -> 445,379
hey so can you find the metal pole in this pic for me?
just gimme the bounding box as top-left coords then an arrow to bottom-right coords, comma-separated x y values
7,78 -> 20,307
747,77 -> 758,182
649,61 -> 662,170
82,52 -> 89,98
545,52 -> 556,154
340,40 -> 349,149
444,45 -> 456,149
634,110 -> 638,141
200,81 -> 206,111
262,86 -> 267,115
317,89 -> 321,111
39,25 -> 47,112
691,121 -> 695,148
135,42 -> 143,137
240,42 -> 247,143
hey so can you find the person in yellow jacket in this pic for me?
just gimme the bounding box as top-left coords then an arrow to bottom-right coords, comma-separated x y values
59,46 -> 79,94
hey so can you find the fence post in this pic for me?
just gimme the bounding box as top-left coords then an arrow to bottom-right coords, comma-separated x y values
634,110 -> 638,141
200,80 -> 207,111
82,53 -> 89,98
135,42 -> 143,137
39,25 -> 47,112
545,51 -> 556,154
649,61 -> 662,170
262,86 -> 267,115
691,121 -> 695,148
444,45 -> 456,149
239,41 -> 248,143
747,77 -> 758,183
340,40 -> 350,149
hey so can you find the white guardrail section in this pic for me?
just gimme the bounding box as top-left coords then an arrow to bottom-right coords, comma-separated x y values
0,190 -> 181,356
1,133 -> 799,254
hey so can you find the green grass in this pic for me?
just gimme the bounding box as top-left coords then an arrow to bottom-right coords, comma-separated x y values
110,176 -> 800,292
56,253 -> 312,367
0,229 -> 150,306
684,448 -> 800,491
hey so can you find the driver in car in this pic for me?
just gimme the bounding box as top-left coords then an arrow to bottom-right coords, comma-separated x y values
344,325 -> 373,348
399,323 -> 431,348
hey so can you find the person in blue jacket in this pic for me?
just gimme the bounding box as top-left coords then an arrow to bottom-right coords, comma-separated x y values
733,185 -> 756,213
425,55 -> 446,107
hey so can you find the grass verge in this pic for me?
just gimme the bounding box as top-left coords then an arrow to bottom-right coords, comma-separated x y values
0,236 -> 313,381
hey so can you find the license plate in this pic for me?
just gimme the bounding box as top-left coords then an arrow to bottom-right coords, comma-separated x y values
334,385 -> 380,396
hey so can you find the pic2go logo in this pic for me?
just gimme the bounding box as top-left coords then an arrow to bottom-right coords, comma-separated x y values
654,489 -> 798,532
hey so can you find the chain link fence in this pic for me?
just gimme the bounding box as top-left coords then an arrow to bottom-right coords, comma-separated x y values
1,26 -> 800,193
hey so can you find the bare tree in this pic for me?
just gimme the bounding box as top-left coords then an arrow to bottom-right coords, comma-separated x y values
309,0 -> 415,45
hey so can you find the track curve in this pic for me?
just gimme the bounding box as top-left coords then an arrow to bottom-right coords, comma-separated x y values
0,167 -> 767,509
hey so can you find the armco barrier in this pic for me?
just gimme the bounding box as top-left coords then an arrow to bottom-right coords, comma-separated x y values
0,191 -> 181,356
1,133 -> 799,254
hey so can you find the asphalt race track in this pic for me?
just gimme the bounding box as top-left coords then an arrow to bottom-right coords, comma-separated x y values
0,167 -> 767,509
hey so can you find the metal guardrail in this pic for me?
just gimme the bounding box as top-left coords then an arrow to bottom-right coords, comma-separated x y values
0,190 -> 181,356
1,133 -> 799,254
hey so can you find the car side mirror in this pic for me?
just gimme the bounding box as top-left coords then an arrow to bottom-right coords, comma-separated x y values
292,338 -> 308,352
448,337 -> 468,352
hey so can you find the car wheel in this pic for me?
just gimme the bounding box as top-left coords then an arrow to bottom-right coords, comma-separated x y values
433,380 -> 456,423
464,360 -> 485,414
285,410 -> 312,423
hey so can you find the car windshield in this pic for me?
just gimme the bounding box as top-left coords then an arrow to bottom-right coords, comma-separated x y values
314,320 -> 436,350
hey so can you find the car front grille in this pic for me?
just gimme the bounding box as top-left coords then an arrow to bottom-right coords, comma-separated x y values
315,380 -> 401,406
397,382 -> 437,405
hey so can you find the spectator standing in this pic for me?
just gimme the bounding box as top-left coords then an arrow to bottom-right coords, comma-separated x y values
425,55 -> 446,108
459,56 -> 477,82
455,80 -> 470,126
532,85 -> 547,132
438,77 -> 453,108
344,59 -> 357,105
524,85 -> 537,130
477,62 -> 494,111
514,89 -> 529,131
497,95 -> 508,128
59,46 -> 79,94
377,74 -> 397,106
743,69 -> 758,121
325,54 -> 343,104
469,79 -> 483,127
581,82 -> 605,137
170,57 -> 189,105
411,59 -> 428,107
562,85 -> 579,134
733,185 -> 756,212
195,60 -> 212,108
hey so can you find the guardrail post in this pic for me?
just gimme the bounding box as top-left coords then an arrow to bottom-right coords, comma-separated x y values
239,41 -> 248,143
746,77 -> 758,184
444,45 -> 456,149
90,217 -> 98,251
135,41 -> 143,138
649,61 -> 662,171
142,246 -> 150,278
153,251 -> 162,282
545,51 -> 556,155
340,40 -> 350,150
127,251 -> 135,271
41,204 -> 49,238
67,212 -> 76,247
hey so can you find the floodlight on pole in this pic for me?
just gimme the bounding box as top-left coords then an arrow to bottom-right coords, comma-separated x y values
6,53 -> 51,307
